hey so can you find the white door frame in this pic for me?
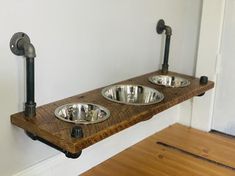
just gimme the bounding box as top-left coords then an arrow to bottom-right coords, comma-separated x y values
191,0 -> 226,131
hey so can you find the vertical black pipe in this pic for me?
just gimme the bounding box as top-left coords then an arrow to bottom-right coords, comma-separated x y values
10,32 -> 37,118
156,20 -> 172,74
26,57 -> 34,103
25,57 -> 36,117
162,35 -> 171,74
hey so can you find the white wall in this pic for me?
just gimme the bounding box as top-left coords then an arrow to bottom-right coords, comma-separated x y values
0,0 -> 202,175
191,0 -> 225,131
212,0 -> 235,135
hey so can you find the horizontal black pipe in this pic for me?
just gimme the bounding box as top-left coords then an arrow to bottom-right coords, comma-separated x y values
26,131 -> 82,159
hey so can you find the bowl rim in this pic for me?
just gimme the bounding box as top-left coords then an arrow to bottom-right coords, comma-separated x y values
148,75 -> 190,88
101,84 -> 164,106
54,102 -> 110,125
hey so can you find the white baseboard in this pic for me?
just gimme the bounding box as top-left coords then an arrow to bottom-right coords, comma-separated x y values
13,107 -> 178,176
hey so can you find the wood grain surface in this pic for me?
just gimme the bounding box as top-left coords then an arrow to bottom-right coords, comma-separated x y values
10,71 -> 214,154
154,123 -> 235,169
82,124 -> 235,176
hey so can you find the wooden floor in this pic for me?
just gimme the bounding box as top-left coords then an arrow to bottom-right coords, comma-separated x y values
81,124 -> 235,176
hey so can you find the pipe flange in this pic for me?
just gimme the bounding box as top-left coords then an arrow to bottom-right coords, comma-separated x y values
156,19 -> 165,34
10,32 -> 30,56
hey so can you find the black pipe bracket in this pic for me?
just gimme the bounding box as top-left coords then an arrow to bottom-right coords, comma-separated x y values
25,126 -> 84,158
10,33 -> 83,158
156,19 -> 172,74
156,19 -> 172,36
10,32 -> 37,118
26,131 -> 82,159
10,32 -> 30,56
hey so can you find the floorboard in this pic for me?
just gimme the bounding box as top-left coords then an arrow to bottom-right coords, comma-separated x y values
81,123 -> 235,176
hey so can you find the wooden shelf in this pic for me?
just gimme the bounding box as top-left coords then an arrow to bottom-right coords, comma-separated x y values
10,71 -> 214,156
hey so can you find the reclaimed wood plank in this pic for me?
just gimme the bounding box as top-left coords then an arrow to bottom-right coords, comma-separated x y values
10,71 -> 214,154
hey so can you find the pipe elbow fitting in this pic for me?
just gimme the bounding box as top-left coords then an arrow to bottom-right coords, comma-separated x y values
165,26 -> 172,36
10,32 -> 37,118
17,38 -> 36,58
23,43 -> 36,58
156,19 -> 172,36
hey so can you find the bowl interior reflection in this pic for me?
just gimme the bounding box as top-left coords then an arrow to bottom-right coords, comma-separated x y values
54,103 -> 110,124
149,75 -> 190,88
102,84 -> 164,105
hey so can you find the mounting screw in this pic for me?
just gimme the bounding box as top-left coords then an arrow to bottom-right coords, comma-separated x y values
200,76 -> 208,85
71,126 -> 83,139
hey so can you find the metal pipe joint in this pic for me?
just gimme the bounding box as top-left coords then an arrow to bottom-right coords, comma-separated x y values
156,19 -> 172,74
10,32 -> 37,117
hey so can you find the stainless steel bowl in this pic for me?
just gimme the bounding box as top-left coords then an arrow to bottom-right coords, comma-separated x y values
54,103 -> 110,124
149,75 -> 190,88
101,84 -> 164,105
